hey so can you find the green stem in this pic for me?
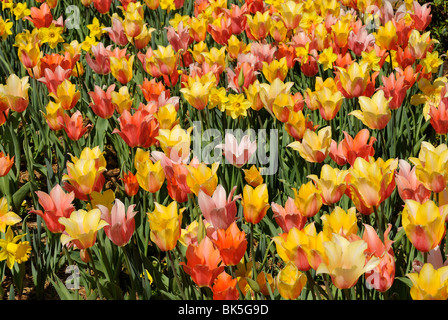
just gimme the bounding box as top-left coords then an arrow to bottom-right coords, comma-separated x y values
87,247 -> 104,300
167,250 -> 187,300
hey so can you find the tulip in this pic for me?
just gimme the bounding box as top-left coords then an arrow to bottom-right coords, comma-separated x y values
321,207 -> 358,240
59,209 -> 108,250
122,2 -> 145,38
408,142 -> 448,193
284,110 -> 316,141
335,61 -> 377,99
1,74 -> 30,113
92,0 -> 113,14
215,133 -> 257,168
121,171 -> 139,197
307,165 -> 348,206
292,181 -> 322,218
88,189 -> 115,213
401,199 -> 448,253
347,25 -> 375,56
379,71 -> 409,110
88,84 -> 116,119
156,124 -> 193,162
395,160 -> 431,204
374,20 -> 398,51
186,162 -> 219,197
103,15 -> 129,46
147,201 -> 185,251
288,126 -> 332,163
62,157 -> 106,201
407,263 -> 448,300
349,90 -> 392,130
212,221 -> 247,266
242,165 -> 263,188
262,57 -> 288,84
198,185 -> 240,231
135,155 -> 165,194
0,197 -> 21,233
139,78 -> 169,103
48,79 -> 80,111
98,199 -> 137,247
0,227 -> 32,270
276,262 -> 307,300
273,223 -> 316,271
245,11 -> 271,41
209,16 -> 233,46
429,88 -> 448,135
110,55 -> 134,85
347,157 -> 397,215
242,183 -> 270,224
17,42 -> 42,69
330,129 -> 376,166
0,152 -> 14,177
29,184 -> 75,233
180,236 -> 225,288
62,110 -> 92,141
113,109 -> 159,148
316,234 -> 379,289
271,197 -> 307,233
156,103 -> 179,130
411,1 -> 432,32
38,65 -> 72,95
212,272 -> 240,300
180,74 -> 215,111
363,224 -> 395,292
258,78 -> 294,114
85,43 -> 112,75
256,271 -> 275,297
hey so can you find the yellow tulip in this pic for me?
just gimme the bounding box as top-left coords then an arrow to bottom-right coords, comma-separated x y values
320,207 -> 358,240
315,85 -> 344,121
110,55 -> 134,85
262,57 -> 288,83
258,78 -> 294,114
273,223 -> 316,271
279,0 -> 303,30
288,126 -> 332,163
155,103 -> 179,129
276,262 -> 307,300
226,34 -> 248,61
408,142 -> 448,193
407,263 -> 448,300
48,79 -> 81,111
316,234 -> 379,289
374,20 -> 397,51
58,209 -> 108,249
147,201 -> 185,251
292,181 -> 322,218
241,183 -> 270,224
186,162 -> 219,197
401,199 -> 448,253
347,156 -> 397,214
156,124 -> 193,161
243,165 -> 264,187
135,157 -> 165,193
111,86 -> 133,114
307,164 -> 348,205
180,74 -> 215,110
246,11 -> 271,41
349,89 -> 392,130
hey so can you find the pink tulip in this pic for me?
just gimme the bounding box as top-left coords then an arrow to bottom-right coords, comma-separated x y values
362,224 -> 395,292
62,110 -> 92,141
271,197 -> 307,233
395,159 -> 431,204
411,1 -> 432,31
85,43 -> 112,75
103,16 -> 129,46
89,84 -> 116,119
30,184 -> 75,233
347,26 -> 375,56
216,133 -> 257,168
379,71 -> 409,110
98,199 -> 137,247
198,184 -> 240,231
38,65 -> 72,94
166,21 -> 191,53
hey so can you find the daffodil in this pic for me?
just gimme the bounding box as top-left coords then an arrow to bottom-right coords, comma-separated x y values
0,227 -> 31,269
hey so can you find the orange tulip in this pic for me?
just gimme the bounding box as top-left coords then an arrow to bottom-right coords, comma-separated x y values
121,171 -> 139,197
0,152 -> 14,177
112,109 -> 159,148
212,221 -> 247,266
180,236 -> 225,288
212,272 -> 240,300
62,110 -> 92,141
